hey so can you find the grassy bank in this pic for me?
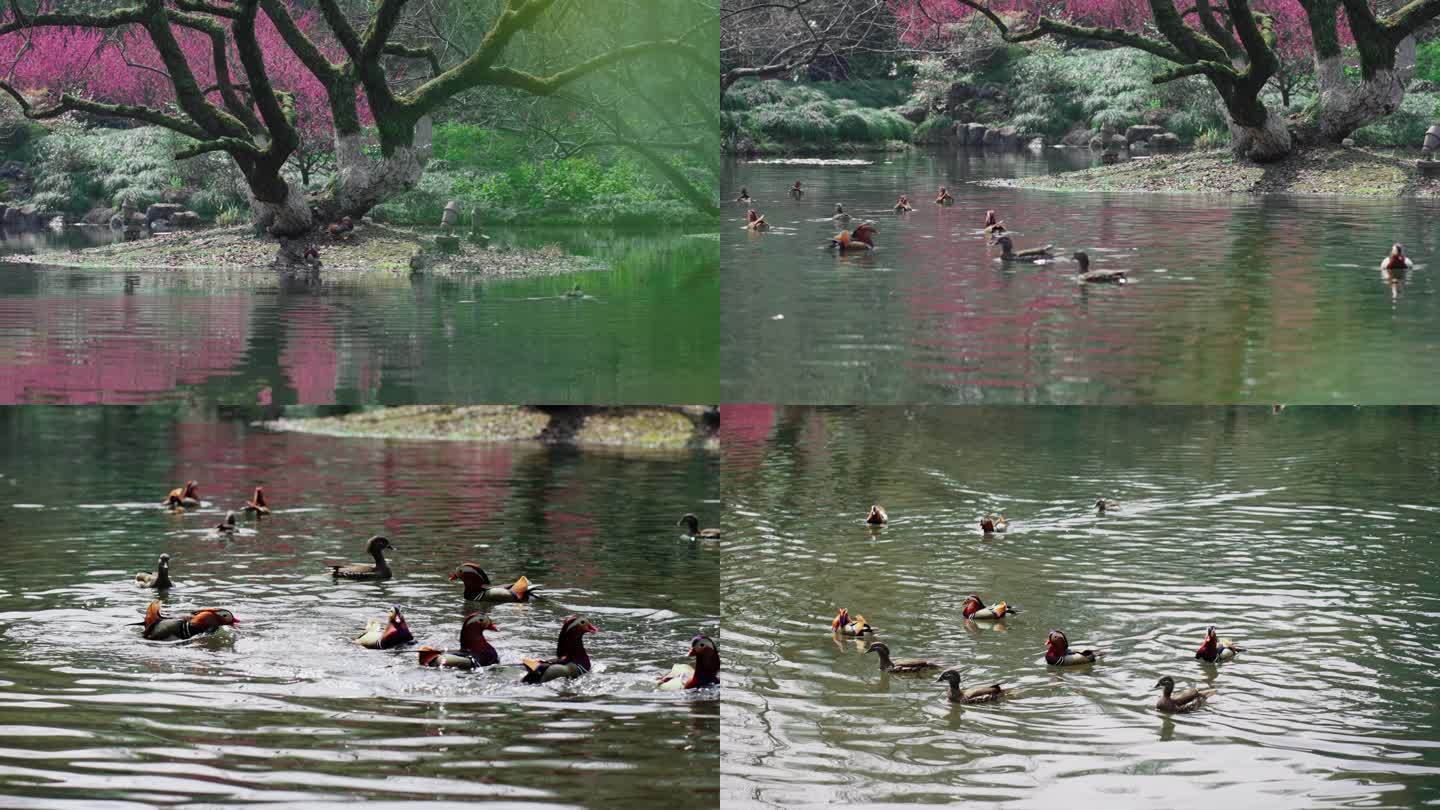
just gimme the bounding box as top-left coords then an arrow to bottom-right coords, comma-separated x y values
995,146 -> 1440,196
261,405 -> 720,452
722,80 -> 915,155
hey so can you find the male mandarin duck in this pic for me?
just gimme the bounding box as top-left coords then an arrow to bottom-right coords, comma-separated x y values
1154,675 -> 1214,713
521,615 -> 598,684
789,180 -> 804,199
865,504 -> 888,525
355,605 -> 415,650
677,513 -> 721,539
865,641 -> 940,674
894,195 -> 914,212
736,187 -> 752,203
658,634 -> 721,690
829,221 -> 878,251
961,594 -> 1017,621
830,607 -> 874,636
1381,243 -> 1413,270
418,613 -> 501,669
327,215 -> 354,240
139,600 -> 238,641
1072,251 -> 1127,284
329,536 -> 395,580
1045,629 -> 1101,666
162,480 -> 202,510
983,209 -> 1006,235
935,186 -> 955,205
1095,498 -> 1119,514
135,553 -> 173,589
449,563 -> 537,602
1194,625 -> 1242,663
936,668 -> 1005,703
992,235 -> 1053,262
979,514 -> 1007,534
832,204 -> 851,224
243,487 -> 270,517
746,208 -> 769,231
214,511 -> 238,535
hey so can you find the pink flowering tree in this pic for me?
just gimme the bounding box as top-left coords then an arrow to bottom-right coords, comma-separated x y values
890,0 -> 1440,161
0,0 -> 709,253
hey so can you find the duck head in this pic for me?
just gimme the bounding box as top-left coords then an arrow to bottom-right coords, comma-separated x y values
556,615 -> 598,669
365,536 -> 395,557
384,605 -> 414,646
935,668 -> 963,685
190,608 -> 238,631
863,641 -> 891,664
1196,625 -> 1219,656
938,186 -> 948,195
250,487 -> 267,507
984,210 -> 999,227
157,553 -> 171,569
1072,251 -> 1090,271
1046,630 -> 1069,655
747,209 -> 760,224
792,181 -> 802,190
866,505 -> 886,524
216,511 -> 238,531
1154,675 -> 1175,696
835,204 -> 845,214
459,612 -> 499,653
992,235 -> 1014,252
898,195 -> 909,205
677,513 -> 701,534
449,562 -> 492,591
1094,499 -> 1109,513
1392,243 -> 1406,259
688,634 -> 721,686
830,607 -> 852,632
961,594 -> 982,618
183,481 -> 199,500
980,516 -> 995,533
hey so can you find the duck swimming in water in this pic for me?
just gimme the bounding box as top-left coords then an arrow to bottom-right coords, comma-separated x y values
135,553 -> 173,589
1154,675 -> 1214,713
214,511 -> 238,535
677,513 -> 721,539
1072,251 -> 1127,284
1381,243 -> 1413,271
521,615 -> 598,683
865,641 -> 940,674
832,204 -> 851,224
329,536 -> 395,580
894,195 -> 914,212
983,210 -> 1006,235
418,613 -> 500,669
865,505 -> 888,525
979,514 -> 1007,534
1045,629 -> 1101,666
355,605 -> 415,649
449,563 -> 536,602
658,633 -> 721,690
1095,498 -> 1119,514
992,235 -> 1053,262
736,187 -> 752,204
1194,625 -> 1242,663
746,208 -> 769,231
829,221 -> 877,251
935,186 -> 954,205
936,668 -> 1005,703
162,481 -> 201,510
242,487 -> 270,517
139,600 -> 238,641
830,607 -> 874,636
789,181 -> 804,199
961,594 -> 1017,621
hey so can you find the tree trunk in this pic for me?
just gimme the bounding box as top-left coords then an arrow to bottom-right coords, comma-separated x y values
248,180 -> 314,238
1226,109 -> 1293,162
1296,37 -> 1414,144
319,116 -> 432,223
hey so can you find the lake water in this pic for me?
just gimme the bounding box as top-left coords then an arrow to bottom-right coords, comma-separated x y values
721,405 -> 1440,808
0,406 -> 720,807
0,228 -> 718,404
721,149 -> 1440,403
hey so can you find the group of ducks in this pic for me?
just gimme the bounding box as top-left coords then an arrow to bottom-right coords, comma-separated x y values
851,501 -> 1238,713
137,481 -> 721,690
738,181 -> 1421,285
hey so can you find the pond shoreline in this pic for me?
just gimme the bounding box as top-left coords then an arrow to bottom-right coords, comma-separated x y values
989,146 -> 1440,197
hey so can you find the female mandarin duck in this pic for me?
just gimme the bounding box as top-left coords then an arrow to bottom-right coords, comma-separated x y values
865,505 -> 888,525
979,514 -> 1007,534
992,234 -> 1053,262
329,536 -> 395,580
983,209 -> 1006,235
677,513 -> 721,539
736,187 -> 752,204
449,563 -> 537,602
242,487 -> 270,517
935,186 -> 954,205
865,641 -> 940,674
1095,498 -> 1119,514
355,605 -> 415,650
1154,675 -> 1214,713
829,221 -> 877,251
658,634 -> 721,690
140,600 -> 238,641
1072,252 -> 1127,284
1045,629 -> 1101,666
830,607 -> 874,636
936,668 -> 1005,703
1381,243 -> 1413,271
135,553 -> 173,589
832,204 -> 851,224
162,481 -> 202,510
214,511 -> 239,536
521,615 -> 598,683
418,613 -> 501,669
894,195 -> 914,212
746,209 -> 769,231
1194,625 -> 1242,663
789,180 -> 804,199
961,594 -> 1017,621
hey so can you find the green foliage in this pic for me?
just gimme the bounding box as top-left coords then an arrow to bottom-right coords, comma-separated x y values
1419,40 -> 1440,83
1194,127 -> 1229,150
724,81 -> 914,148
1352,91 -> 1437,147
810,79 -> 913,108
911,114 -> 954,143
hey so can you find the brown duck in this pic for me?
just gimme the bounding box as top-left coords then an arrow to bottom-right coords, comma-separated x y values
936,668 -> 1005,703
243,487 -> 270,517
865,641 -> 940,674
329,536 -> 395,580
418,613 -> 500,669
677,513 -> 721,539
139,600 -> 238,641
521,615 -> 598,684
992,235 -> 1053,262
449,563 -> 536,602
134,553 -> 173,589
162,481 -> 201,510
865,505 -> 888,525
1154,675 -> 1214,713
214,511 -> 239,535
1072,252 -> 1127,284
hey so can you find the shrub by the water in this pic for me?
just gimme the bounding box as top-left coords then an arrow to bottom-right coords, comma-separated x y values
1352,91 -> 1439,147
723,80 -> 915,151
